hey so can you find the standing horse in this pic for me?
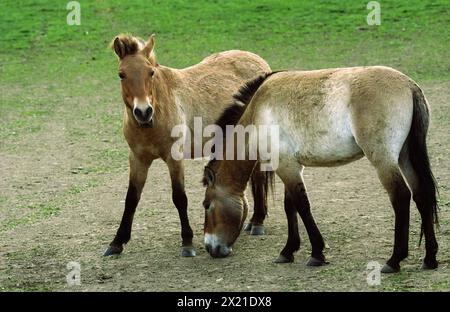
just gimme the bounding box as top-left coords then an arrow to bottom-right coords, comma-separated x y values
104,34 -> 272,257
202,67 -> 439,273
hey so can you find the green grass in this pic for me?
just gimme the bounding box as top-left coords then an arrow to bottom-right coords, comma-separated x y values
0,0 -> 448,142
1,177 -> 100,231
2,202 -> 60,231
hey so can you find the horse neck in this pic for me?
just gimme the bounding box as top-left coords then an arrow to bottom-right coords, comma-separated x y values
215,103 -> 260,193
217,159 -> 257,194
152,65 -> 182,117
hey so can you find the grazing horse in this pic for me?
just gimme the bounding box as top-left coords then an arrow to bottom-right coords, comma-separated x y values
202,67 -> 439,273
104,34 -> 271,257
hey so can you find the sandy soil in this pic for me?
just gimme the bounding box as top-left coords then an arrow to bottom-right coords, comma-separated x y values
0,82 -> 448,291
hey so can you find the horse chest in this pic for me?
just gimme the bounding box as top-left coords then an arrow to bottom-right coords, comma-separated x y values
124,128 -> 172,160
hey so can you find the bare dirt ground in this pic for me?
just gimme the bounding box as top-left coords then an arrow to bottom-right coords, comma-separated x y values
0,81 -> 448,292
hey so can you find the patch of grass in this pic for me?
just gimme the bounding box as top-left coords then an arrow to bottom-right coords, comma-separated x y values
68,179 -> 101,195
429,278 -> 450,291
0,177 -> 106,231
2,202 -> 60,231
1,247 -> 62,291
68,185 -> 84,195
85,148 -> 128,174
437,186 -> 450,211
0,196 -> 7,205
0,0 -> 448,143
0,283 -> 54,292
0,91 -> 58,143
0,0 -> 447,143
380,270 -> 418,291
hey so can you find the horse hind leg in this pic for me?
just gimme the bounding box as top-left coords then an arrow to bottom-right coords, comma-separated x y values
366,155 -> 411,273
398,146 -> 438,270
293,179 -> 327,266
273,188 -> 300,263
274,161 -> 326,265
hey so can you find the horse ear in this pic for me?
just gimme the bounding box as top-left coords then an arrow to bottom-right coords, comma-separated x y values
203,167 -> 216,187
112,37 -> 126,59
142,34 -> 156,58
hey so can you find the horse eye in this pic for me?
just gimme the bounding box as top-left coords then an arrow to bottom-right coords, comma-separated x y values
203,201 -> 210,210
118,72 -> 125,80
149,69 -> 155,77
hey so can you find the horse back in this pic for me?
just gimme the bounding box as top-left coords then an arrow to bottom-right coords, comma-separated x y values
245,66 -> 416,166
178,50 -> 271,129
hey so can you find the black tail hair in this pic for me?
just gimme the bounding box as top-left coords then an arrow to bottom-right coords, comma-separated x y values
251,167 -> 276,209
409,84 -> 439,244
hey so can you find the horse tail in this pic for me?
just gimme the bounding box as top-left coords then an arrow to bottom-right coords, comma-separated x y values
250,168 -> 276,201
265,170 -> 275,203
409,84 -> 439,243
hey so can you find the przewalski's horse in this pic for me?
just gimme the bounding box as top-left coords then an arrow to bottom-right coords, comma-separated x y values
104,34 -> 271,257
202,67 -> 439,273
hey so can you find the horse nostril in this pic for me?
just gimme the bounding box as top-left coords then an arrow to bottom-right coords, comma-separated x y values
209,245 -> 221,258
144,106 -> 153,119
133,107 -> 143,120
133,106 -> 153,122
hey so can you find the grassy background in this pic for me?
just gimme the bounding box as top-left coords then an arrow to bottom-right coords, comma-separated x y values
0,0 -> 449,291
0,0 -> 449,141
0,0 -> 449,142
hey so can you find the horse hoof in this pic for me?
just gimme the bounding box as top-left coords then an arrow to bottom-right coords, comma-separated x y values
273,254 -> 294,263
421,260 -> 438,270
306,257 -> 328,267
244,223 -> 253,232
381,264 -> 400,274
103,244 -> 123,256
250,225 -> 265,236
181,246 -> 196,257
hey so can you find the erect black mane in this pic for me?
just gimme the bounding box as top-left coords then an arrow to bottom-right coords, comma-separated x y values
214,71 -> 279,132
203,71 -> 281,175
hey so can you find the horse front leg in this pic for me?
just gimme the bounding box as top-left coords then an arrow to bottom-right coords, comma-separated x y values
166,158 -> 195,257
104,152 -> 152,256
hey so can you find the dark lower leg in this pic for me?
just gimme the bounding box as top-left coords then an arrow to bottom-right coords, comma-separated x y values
384,179 -> 411,272
249,170 -> 268,226
415,195 -> 438,269
293,183 -> 326,264
421,216 -> 438,269
105,182 -> 141,255
167,159 -> 195,256
276,190 -> 300,262
172,183 -> 194,248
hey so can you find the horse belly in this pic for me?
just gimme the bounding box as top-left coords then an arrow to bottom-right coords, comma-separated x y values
291,132 -> 363,167
276,109 -> 364,167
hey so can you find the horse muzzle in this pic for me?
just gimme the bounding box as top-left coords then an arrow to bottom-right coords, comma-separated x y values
133,105 -> 154,127
205,244 -> 232,258
204,233 -> 232,258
